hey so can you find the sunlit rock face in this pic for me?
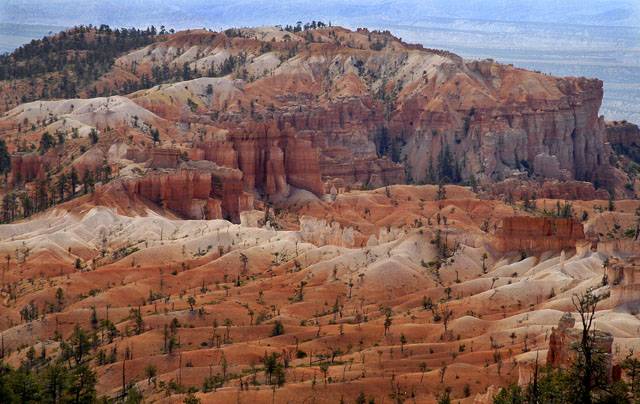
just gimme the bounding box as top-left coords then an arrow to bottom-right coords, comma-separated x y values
607,257 -> 640,311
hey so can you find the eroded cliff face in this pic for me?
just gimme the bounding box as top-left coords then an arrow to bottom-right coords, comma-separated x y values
393,62 -> 614,186
493,216 -> 585,253
121,162 -> 253,221
121,27 -> 622,193
188,122 -> 324,199
0,26 -> 628,222
607,120 -> 640,163
606,257 -> 640,310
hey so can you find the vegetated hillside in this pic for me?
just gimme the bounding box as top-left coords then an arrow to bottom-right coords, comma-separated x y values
0,24 -> 158,112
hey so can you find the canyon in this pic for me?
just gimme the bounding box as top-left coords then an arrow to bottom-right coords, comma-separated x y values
0,24 -> 639,403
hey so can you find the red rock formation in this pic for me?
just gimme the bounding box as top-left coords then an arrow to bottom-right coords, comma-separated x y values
210,166 -> 254,221
125,148 -> 150,163
121,160 -> 254,221
148,148 -> 182,169
192,140 -> 238,168
187,148 -> 205,161
547,312 -> 613,379
1,26 -> 631,222
264,98 -> 405,188
190,123 -> 325,198
606,257 -> 640,310
284,138 -> 324,195
126,169 -> 213,219
547,313 -> 578,368
493,216 -> 584,253
607,120 -> 640,162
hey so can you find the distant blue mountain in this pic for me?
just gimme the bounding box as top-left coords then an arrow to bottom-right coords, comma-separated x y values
1,0 -> 638,29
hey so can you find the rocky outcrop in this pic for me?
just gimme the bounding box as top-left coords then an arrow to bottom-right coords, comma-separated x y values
148,148 -> 182,169
269,98 -> 405,188
473,386 -> 500,404
607,120 -> 640,163
389,63 -> 617,188
547,313 -> 578,368
192,140 -> 238,169
533,153 -> 570,180
191,123 -> 325,199
125,148 -> 150,163
124,147 -> 182,168
299,215 -> 362,247
489,179 -> 609,201
125,169 -> 214,219
208,163 -> 254,220
597,239 -> 640,257
283,138 -> 325,196
0,26 -> 630,223
121,28 -> 624,194
122,162 -> 253,221
493,216 -> 584,253
606,257 -> 640,310
547,312 -> 613,379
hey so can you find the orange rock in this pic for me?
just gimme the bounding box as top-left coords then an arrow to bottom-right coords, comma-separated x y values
547,312 -> 613,380
493,216 -> 584,253
148,148 -> 182,169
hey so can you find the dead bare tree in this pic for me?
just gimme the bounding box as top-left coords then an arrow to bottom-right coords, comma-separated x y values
571,288 -> 606,404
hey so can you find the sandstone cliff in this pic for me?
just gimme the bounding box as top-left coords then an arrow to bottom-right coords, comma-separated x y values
0,25 -> 632,223
120,161 -> 253,221
607,120 -> 640,163
119,27 -> 623,192
606,256 -> 640,311
493,216 -> 585,253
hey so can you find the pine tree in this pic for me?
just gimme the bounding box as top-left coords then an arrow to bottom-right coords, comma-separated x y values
82,171 -> 94,194
0,139 -> 10,184
66,168 -> 77,197
39,132 -> 55,154
57,173 -> 68,202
